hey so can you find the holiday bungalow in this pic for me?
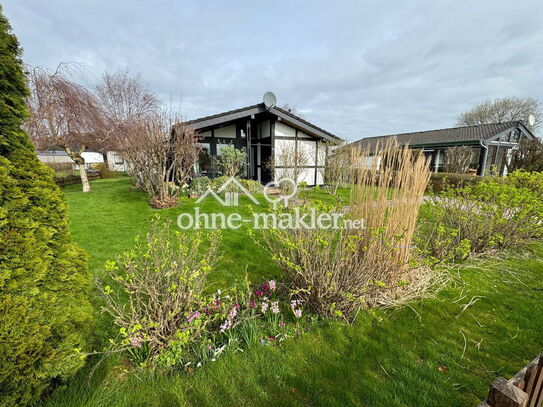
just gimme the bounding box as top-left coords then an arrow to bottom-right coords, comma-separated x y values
177,93 -> 343,186
350,121 -> 536,176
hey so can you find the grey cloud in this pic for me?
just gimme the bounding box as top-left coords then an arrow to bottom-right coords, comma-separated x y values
3,0 -> 543,141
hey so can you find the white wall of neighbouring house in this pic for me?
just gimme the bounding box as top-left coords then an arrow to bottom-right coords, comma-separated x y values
38,150 -> 105,169
106,151 -> 127,172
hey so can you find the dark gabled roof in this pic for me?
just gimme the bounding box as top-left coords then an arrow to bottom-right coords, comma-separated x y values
184,103 -> 262,127
351,121 -> 534,151
181,103 -> 342,144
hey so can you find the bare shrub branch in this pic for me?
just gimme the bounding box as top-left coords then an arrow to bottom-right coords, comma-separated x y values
443,146 -> 477,174
119,110 -> 200,208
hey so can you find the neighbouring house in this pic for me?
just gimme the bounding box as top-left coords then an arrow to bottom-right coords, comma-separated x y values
177,93 -> 343,185
106,151 -> 128,172
37,149 -> 127,172
350,121 -> 536,176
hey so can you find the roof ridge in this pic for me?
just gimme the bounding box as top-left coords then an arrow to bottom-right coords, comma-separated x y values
355,120 -> 521,143
183,103 -> 261,125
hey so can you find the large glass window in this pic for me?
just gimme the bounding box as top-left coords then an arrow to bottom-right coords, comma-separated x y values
196,143 -> 211,176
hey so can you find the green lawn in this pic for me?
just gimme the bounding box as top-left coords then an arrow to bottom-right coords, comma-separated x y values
47,177 -> 543,407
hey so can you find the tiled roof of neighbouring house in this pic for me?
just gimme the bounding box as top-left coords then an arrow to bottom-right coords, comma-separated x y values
351,121 -> 528,150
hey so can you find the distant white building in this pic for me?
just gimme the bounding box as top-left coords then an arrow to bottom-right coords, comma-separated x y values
37,150 -> 127,172
106,151 -> 127,172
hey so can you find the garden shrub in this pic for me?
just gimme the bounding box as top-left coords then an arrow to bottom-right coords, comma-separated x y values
213,145 -> 247,177
93,162 -> 114,178
427,172 -> 482,193
98,218 -> 220,364
417,172 -> 543,261
99,218 -> 305,369
0,8 -> 92,405
209,176 -> 263,194
256,141 -> 431,321
189,176 -> 211,196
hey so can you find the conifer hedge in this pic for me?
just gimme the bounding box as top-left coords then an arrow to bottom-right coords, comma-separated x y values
0,7 -> 93,405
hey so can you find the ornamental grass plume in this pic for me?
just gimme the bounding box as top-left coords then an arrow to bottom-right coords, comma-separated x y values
258,139 -> 431,320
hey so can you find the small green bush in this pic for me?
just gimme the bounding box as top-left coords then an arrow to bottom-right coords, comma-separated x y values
214,145 -> 247,177
189,176 -> 211,196
93,162 -> 115,178
0,8 -> 92,405
417,172 -> 543,261
209,176 -> 264,194
427,172 -> 482,193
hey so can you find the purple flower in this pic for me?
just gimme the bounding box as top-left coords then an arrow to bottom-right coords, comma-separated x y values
130,336 -> 143,348
255,290 -> 264,297
248,301 -> 257,308
228,307 -> 238,319
279,321 -> 285,328
293,309 -> 302,318
187,311 -> 201,323
220,319 -> 232,333
269,280 -> 277,291
290,299 -> 303,309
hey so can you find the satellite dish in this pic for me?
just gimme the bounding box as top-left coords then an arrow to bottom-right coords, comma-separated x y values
528,114 -> 536,126
263,92 -> 277,109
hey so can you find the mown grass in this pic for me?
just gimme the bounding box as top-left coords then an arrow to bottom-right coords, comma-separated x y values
61,177 -> 280,286
47,177 -> 543,407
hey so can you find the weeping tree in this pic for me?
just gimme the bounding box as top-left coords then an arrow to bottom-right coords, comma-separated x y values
25,64 -> 107,192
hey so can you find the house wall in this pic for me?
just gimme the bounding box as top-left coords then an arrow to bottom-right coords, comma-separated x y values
38,151 -> 104,169
106,151 -> 127,172
273,121 -> 327,186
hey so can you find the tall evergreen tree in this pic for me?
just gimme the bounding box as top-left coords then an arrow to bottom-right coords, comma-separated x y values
0,6 -> 93,405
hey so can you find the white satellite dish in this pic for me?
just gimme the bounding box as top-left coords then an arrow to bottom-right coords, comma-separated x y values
263,92 -> 277,109
528,114 -> 535,126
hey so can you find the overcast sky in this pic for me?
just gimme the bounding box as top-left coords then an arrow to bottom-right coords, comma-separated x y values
3,0 -> 543,141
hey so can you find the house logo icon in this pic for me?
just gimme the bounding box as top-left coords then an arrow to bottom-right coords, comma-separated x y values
196,177 -> 260,206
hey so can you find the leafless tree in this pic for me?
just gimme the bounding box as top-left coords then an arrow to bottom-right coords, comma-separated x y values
510,138 -> 543,172
26,64 -> 106,192
119,110 -> 200,208
324,145 -> 352,195
457,97 -> 542,132
95,70 -> 158,136
443,146 -> 475,174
